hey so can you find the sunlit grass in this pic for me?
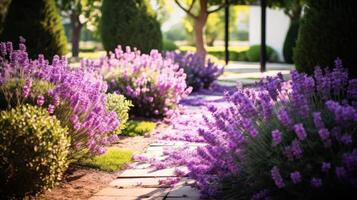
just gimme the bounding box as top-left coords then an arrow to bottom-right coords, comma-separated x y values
78,50 -> 106,59
178,45 -> 249,53
121,120 -> 156,137
78,147 -> 132,172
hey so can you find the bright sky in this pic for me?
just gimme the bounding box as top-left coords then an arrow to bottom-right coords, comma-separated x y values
151,0 -> 186,32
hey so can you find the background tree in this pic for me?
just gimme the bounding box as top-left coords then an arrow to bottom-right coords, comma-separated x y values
173,0 -> 244,56
274,0 -> 305,63
294,0 -> 357,78
182,5 -> 238,46
56,0 -> 101,58
100,0 -> 162,53
0,0 -> 11,34
0,0 -> 67,58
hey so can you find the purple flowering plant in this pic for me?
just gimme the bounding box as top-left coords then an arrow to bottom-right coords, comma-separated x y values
0,40 -> 119,157
144,59 -> 357,199
81,46 -> 192,118
165,51 -> 223,92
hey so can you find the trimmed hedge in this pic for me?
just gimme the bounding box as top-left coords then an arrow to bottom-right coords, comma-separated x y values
0,0 -> 68,58
100,0 -> 162,53
294,0 -> 357,78
283,20 -> 300,63
246,45 -> 278,62
0,105 -> 69,199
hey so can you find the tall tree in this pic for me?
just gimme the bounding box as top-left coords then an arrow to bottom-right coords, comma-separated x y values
0,0 -> 67,58
174,0 -> 243,56
270,0 -> 304,63
0,0 -> 12,34
56,0 -> 101,58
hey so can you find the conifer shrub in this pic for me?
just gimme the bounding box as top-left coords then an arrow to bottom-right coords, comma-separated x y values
294,0 -> 357,78
100,0 -> 162,53
0,0 -> 68,58
0,105 -> 69,199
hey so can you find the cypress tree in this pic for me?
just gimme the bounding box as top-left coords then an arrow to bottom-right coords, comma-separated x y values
100,0 -> 162,53
294,0 -> 357,78
283,20 -> 299,64
0,0 -> 68,59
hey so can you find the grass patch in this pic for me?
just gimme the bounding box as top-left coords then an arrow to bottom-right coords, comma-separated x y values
121,120 -> 156,137
79,51 -> 106,59
178,45 -> 249,52
78,148 -> 132,172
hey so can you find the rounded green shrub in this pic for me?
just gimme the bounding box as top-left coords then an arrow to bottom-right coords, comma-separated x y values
162,39 -> 178,51
0,105 -> 69,199
294,0 -> 357,78
106,93 -> 132,135
0,78 -> 54,110
283,20 -> 300,64
100,0 -> 162,53
246,45 -> 278,62
0,0 -> 68,59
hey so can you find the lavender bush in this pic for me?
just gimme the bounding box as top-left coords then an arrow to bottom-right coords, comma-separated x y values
0,40 -> 119,156
81,46 -> 192,118
146,59 -> 357,199
166,51 -> 223,91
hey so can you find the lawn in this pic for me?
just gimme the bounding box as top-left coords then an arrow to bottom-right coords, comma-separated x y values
78,148 -> 133,172
121,120 -> 157,137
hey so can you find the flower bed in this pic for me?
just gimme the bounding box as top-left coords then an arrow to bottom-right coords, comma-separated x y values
165,51 -> 223,91
143,59 -> 357,199
0,40 -> 120,156
81,46 -> 192,118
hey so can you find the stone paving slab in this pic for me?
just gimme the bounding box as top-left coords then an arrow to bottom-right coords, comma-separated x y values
167,186 -> 200,199
90,187 -> 169,199
110,177 -> 165,188
119,168 -> 177,178
90,196 -> 163,200
129,162 -> 152,169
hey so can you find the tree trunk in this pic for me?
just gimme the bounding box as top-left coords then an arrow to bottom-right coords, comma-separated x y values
70,13 -> 82,58
194,0 -> 208,57
194,18 -> 207,55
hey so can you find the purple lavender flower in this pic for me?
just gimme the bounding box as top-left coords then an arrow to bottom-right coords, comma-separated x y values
321,162 -> 331,172
340,134 -> 352,145
318,128 -> 330,141
291,139 -> 303,159
22,79 -> 32,97
271,166 -> 285,188
271,129 -> 282,146
311,178 -> 322,188
313,112 -> 324,129
294,123 -> 307,140
277,109 -> 293,128
290,171 -> 302,184
47,104 -> 55,114
36,95 -> 45,106
335,166 -> 346,179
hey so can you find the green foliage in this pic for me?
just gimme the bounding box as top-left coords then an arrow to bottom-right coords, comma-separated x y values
164,23 -> 187,41
283,20 -> 300,63
100,0 -> 162,53
246,45 -> 278,62
0,0 -> 68,59
241,105 -> 357,199
208,50 -> 247,61
0,105 -> 69,199
121,120 -> 156,137
294,0 -> 357,78
0,0 -> 11,34
78,148 -> 132,172
106,93 -> 132,135
162,39 -> 178,51
0,78 -> 54,110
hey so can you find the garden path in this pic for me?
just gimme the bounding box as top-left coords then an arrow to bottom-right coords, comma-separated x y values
89,62 -> 293,200
89,104 -> 207,200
